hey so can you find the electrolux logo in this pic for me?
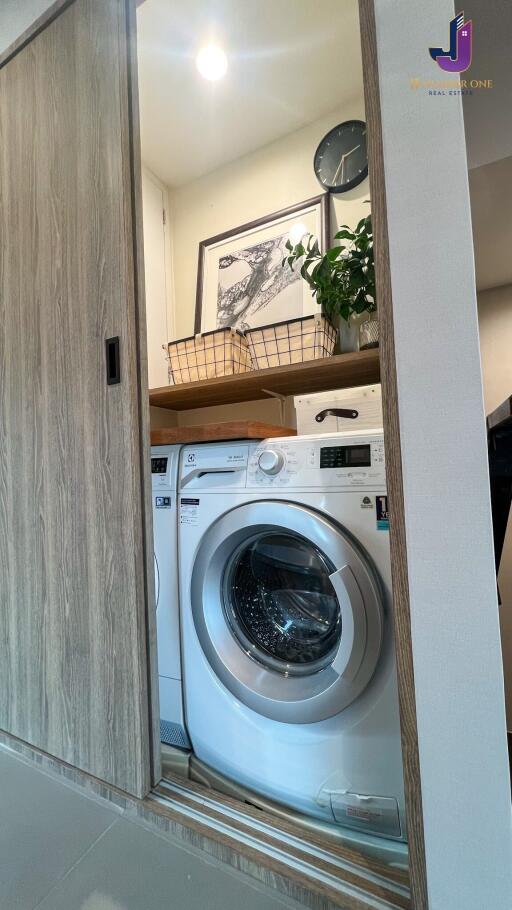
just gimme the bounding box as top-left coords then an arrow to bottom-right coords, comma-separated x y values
429,11 -> 472,73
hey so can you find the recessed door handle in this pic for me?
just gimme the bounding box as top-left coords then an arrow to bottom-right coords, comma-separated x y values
106,336 -> 121,385
329,564 -> 367,679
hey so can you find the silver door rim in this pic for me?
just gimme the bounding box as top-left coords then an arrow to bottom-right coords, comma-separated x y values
190,500 -> 384,724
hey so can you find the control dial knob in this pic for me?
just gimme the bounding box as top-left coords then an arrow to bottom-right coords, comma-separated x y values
258,449 -> 284,475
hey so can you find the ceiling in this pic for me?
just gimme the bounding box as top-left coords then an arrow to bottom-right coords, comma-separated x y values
136,0 -> 363,188
469,155 -> 512,291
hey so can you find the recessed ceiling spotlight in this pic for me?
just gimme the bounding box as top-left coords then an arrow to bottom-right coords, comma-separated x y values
196,43 -> 228,81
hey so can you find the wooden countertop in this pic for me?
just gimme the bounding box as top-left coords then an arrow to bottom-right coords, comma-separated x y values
150,421 -> 296,446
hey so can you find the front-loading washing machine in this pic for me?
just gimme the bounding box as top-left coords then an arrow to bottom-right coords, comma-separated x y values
151,445 -> 189,749
178,431 -> 406,841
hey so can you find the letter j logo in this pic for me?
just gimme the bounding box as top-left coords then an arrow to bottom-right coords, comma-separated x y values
429,11 -> 472,73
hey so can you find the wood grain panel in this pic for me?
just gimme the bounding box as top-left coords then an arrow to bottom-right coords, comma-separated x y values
0,0 -> 74,68
124,0 -> 161,788
0,0 -> 153,797
358,2 -> 429,908
150,349 -> 381,410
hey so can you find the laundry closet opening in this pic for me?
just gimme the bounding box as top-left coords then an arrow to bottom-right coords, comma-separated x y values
136,0 -> 410,894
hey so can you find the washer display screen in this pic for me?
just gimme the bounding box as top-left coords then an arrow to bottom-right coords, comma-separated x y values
320,445 -> 371,469
151,457 -> 168,474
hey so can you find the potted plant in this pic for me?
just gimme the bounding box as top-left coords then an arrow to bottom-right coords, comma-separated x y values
283,213 -> 378,351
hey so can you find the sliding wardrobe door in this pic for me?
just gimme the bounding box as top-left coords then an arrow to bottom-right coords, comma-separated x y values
0,0 -> 157,798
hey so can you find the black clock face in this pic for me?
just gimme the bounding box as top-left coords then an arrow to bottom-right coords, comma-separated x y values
314,120 -> 368,193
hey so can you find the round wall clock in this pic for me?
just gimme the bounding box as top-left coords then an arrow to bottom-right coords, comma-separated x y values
314,120 -> 368,193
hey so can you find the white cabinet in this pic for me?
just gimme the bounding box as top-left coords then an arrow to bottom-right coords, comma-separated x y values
142,167 -> 174,389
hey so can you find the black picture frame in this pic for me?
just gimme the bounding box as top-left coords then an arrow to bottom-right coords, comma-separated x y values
194,193 -> 330,335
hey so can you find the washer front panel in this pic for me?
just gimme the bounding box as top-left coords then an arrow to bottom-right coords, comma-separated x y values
190,500 -> 384,723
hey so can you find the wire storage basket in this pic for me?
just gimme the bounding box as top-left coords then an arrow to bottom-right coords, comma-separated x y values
358,316 -> 379,350
245,314 -> 337,370
167,328 -> 252,384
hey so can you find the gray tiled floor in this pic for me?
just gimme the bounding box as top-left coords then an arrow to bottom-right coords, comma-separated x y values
0,749 -> 300,910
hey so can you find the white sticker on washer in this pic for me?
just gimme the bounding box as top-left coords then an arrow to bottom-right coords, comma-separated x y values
180,497 -> 200,525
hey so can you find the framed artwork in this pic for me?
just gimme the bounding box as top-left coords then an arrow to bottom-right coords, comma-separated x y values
194,194 -> 329,334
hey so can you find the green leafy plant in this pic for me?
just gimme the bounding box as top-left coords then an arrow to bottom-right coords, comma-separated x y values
282,214 -> 376,324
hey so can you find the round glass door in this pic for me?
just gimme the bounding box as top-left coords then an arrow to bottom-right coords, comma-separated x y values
191,500 -> 384,723
223,533 -> 341,675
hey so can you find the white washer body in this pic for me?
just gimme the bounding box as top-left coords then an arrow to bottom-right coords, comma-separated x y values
151,445 -> 189,749
178,432 -> 406,841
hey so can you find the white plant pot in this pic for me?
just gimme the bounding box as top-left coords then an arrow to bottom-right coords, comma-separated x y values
339,313 -> 365,353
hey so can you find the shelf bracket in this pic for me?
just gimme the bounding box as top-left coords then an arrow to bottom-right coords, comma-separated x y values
261,388 -> 287,425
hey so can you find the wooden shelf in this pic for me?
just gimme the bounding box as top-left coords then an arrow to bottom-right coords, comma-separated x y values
149,349 -> 380,411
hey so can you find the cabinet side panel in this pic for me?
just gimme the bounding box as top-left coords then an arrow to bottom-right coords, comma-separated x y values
0,0 -> 152,797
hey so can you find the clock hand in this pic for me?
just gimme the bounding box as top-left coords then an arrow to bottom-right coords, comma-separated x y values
332,154 -> 346,185
331,144 -> 362,186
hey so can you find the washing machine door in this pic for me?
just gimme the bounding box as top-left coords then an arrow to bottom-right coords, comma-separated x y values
191,500 -> 384,723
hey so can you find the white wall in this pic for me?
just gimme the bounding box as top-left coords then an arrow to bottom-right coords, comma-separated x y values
374,1 -> 512,908
478,284 -> 512,413
162,102 -> 369,427
169,101 -> 369,339
0,0 -> 54,53
142,166 -> 176,389
462,0 -> 512,169
469,157 -> 512,291
478,284 -> 512,729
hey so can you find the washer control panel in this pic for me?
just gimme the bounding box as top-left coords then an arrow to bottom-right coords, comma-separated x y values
247,432 -> 386,488
151,445 -> 178,491
319,443 -> 371,469
258,449 -> 285,475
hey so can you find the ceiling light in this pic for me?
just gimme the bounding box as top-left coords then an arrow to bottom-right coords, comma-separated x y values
196,44 -> 228,81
